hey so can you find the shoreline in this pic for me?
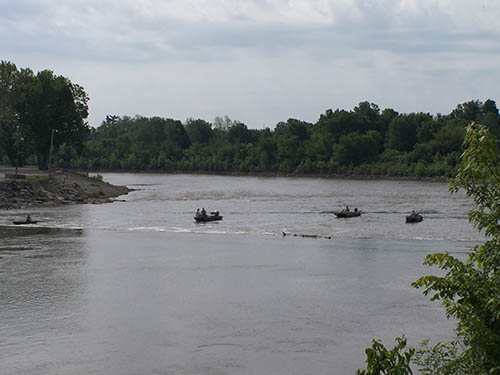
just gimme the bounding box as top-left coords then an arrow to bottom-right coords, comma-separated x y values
119,170 -> 451,183
77,168 -> 452,183
0,165 -> 452,183
0,168 -> 131,210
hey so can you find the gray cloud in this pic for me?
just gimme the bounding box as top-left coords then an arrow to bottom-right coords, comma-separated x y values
1,0 -> 499,127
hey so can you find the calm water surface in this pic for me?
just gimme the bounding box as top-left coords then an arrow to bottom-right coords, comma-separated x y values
0,174 -> 483,374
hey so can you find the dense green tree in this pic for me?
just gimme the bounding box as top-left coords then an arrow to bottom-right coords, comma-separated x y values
451,100 -> 482,122
333,131 -> 382,166
13,68 -> 90,169
53,143 -> 79,168
162,119 -> 191,158
226,122 -> 255,144
385,114 -> 418,152
185,118 -> 213,144
318,109 -> 358,138
379,108 -> 399,135
416,117 -> 439,144
254,136 -> 275,171
275,118 -> 310,140
480,100 -> 500,138
276,134 -> 304,173
0,62 -> 36,167
0,61 -> 17,162
427,119 -> 466,155
1,62 -> 90,169
353,101 -> 381,133
304,129 -> 332,171
482,99 -> 498,115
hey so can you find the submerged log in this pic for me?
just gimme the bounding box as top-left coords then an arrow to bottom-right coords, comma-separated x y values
282,231 -> 332,239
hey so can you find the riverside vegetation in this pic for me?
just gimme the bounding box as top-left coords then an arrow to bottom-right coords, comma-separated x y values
356,124 -> 500,375
55,100 -> 499,177
1,61 -> 500,178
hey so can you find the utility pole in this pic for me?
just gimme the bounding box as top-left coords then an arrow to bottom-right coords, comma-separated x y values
14,125 -> 23,176
48,128 -> 55,175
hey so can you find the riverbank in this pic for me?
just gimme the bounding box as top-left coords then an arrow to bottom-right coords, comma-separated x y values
84,168 -> 451,183
0,169 -> 131,210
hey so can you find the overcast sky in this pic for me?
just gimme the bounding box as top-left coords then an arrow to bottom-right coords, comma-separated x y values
2,0 -> 499,128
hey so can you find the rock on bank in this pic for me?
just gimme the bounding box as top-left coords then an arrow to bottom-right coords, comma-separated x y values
0,170 -> 131,210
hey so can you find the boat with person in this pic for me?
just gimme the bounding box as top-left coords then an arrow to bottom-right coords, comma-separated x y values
406,211 -> 423,223
194,209 -> 223,222
333,207 -> 361,218
13,215 -> 37,225
13,220 -> 38,225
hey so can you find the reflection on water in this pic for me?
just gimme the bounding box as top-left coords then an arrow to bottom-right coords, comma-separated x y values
0,174 -> 481,374
0,225 -> 83,238
1,226 -> 88,374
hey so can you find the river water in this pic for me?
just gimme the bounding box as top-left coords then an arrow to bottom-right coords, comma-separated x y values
0,174 -> 483,375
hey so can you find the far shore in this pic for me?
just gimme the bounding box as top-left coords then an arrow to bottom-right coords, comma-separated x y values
0,165 -> 451,183
89,168 -> 452,183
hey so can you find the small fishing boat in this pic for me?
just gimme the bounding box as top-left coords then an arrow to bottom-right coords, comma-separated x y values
333,209 -> 361,218
194,211 -> 223,222
194,215 -> 223,222
406,212 -> 423,223
13,220 -> 37,225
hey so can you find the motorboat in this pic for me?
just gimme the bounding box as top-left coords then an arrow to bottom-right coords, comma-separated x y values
13,220 -> 37,225
333,209 -> 361,218
194,211 -> 223,222
406,212 -> 423,223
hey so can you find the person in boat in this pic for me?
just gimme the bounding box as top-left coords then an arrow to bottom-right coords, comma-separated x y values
345,206 -> 350,212
195,208 -> 201,218
201,208 -> 207,217
26,214 -> 32,223
354,208 -> 358,213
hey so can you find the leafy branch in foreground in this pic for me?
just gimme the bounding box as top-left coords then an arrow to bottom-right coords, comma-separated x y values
413,340 -> 466,375
356,336 -> 414,375
357,124 -> 500,374
412,124 -> 500,374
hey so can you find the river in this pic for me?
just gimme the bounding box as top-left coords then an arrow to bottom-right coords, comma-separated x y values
0,174 -> 483,374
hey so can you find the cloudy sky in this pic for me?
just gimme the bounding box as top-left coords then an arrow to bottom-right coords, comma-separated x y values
2,0 -> 499,128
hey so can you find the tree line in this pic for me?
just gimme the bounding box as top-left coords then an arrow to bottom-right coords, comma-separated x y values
68,99 -> 499,177
0,61 -> 90,170
1,60 -> 500,177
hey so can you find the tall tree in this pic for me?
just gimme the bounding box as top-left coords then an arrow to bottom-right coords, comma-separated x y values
185,118 -> 213,144
0,62 -> 37,166
15,69 -> 90,169
0,61 -> 20,164
385,114 -> 418,152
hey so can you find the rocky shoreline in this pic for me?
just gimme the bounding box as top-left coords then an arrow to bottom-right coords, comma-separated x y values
0,169 -> 131,210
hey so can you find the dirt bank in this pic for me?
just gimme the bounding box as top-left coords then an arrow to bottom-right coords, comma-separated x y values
0,169 -> 131,210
